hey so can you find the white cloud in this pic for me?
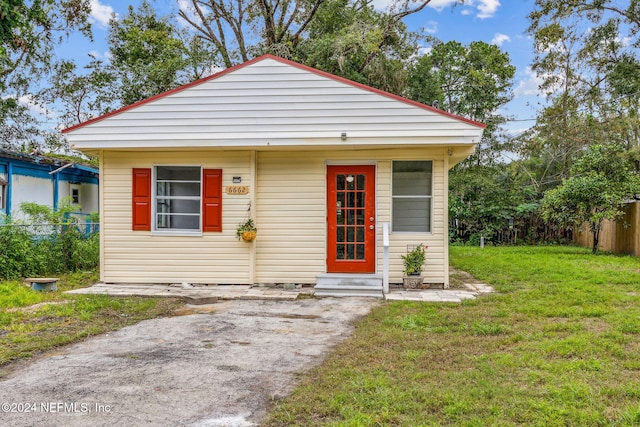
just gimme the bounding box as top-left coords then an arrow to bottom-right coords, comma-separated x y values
491,33 -> 511,46
89,0 -> 116,28
417,46 -> 433,56
88,50 -> 112,62
514,67 -> 545,97
424,0 -> 458,11
370,0 -> 500,18
423,20 -> 439,34
4,94 -> 53,118
426,0 -> 500,18
475,0 -> 500,19
177,0 -> 201,27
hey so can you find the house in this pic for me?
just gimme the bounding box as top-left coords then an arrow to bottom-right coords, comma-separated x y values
0,149 -> 99,219
62,54 -> 484,296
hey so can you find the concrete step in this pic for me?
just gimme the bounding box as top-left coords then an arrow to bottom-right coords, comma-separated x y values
315,274 -> 383,298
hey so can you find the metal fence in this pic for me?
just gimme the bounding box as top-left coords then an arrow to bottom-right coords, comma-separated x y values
0,222 -> 100,238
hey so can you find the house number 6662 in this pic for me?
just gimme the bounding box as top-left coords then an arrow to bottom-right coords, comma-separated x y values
225,186 -> 250,195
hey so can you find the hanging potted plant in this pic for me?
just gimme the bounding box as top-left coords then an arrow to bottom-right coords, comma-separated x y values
236,218 -> 257,242
401,244 -> 427,289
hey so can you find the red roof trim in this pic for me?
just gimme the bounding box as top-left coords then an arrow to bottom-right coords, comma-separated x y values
62,54 -> 485,133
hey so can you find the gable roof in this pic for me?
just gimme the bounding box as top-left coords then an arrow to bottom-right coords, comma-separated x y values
63,54 -> 484,134
63,54 -> 485,150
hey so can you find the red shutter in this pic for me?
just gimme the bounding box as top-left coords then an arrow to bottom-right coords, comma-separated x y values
132,168 -> 151,231
202,169 -> 222,232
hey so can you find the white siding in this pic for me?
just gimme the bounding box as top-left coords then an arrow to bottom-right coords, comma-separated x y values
103,147 -> 450,285
66,58 -> 483,149
11,175 -> 53,218
101,150 -> 253,284
79,182 -> 99,213
255,148 -> 448,285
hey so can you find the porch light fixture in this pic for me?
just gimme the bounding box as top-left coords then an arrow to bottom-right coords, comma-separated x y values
341,132 -> 347,141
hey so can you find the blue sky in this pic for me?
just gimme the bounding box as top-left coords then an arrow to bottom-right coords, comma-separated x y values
59,0 -> 543,134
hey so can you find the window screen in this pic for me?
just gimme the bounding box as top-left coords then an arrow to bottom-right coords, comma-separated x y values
392,161 -> 432,232
155,166 -> 201,230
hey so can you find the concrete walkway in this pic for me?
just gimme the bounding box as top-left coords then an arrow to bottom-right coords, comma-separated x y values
66,282 -> 494,303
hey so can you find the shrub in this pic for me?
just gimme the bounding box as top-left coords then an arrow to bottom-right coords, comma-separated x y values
0,199 -> 99,279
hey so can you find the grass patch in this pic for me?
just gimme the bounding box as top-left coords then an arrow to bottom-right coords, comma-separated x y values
0,271 -> 183,367
263,246 -> 640,426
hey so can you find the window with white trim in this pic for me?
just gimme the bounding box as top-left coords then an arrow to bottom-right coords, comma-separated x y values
154,166 -> 201,231
70,184 -> 80,204
392,161 -> 433,232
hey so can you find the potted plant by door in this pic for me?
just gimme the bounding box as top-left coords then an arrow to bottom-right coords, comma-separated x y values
401,244 -> 427,289
236,218 -> 257,242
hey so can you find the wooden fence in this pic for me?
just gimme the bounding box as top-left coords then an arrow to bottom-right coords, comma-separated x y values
574,202 -> 640,256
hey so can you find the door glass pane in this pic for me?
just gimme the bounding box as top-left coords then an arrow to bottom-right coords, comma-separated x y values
347,227 -> 354,242
337,175 -> 345,190
357,227 -> 364,242
346,244 -> 354,259
356,244 -> 365,260
347,210 -> 354,225
337,226 -> 345,242
346,176 -> 355,190
347,192 -> 355,208
356,209 -> 365,225
357,174 -> 365,190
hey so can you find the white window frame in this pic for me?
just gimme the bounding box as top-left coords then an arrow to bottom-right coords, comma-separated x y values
70,183 -> 81,205
152,165 -> 203,236
391,160 -> 433,233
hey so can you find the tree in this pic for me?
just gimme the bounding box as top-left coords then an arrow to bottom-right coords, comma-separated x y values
1,0 -> 92,149
108,1 -> 188,106
46,2 -> 222,127
540,144 -> 640,253
178,0 -> 451,85
294,0 -> 421,94
407,40 -> 515,164
526,0 -> 640,178
449,163 -> 535,245
42,58 -> 115,129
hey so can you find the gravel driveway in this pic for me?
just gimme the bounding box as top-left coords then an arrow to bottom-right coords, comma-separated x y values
0,298 -> 376,426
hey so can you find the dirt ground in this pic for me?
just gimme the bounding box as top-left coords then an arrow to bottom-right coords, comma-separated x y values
0,298 -> 377,427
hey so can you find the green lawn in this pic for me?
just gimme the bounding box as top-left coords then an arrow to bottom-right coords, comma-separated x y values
0,271 -> 183,370
263,245 -> 640,426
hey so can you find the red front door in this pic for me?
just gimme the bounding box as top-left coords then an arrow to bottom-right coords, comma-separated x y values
327,165 -> 376,273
